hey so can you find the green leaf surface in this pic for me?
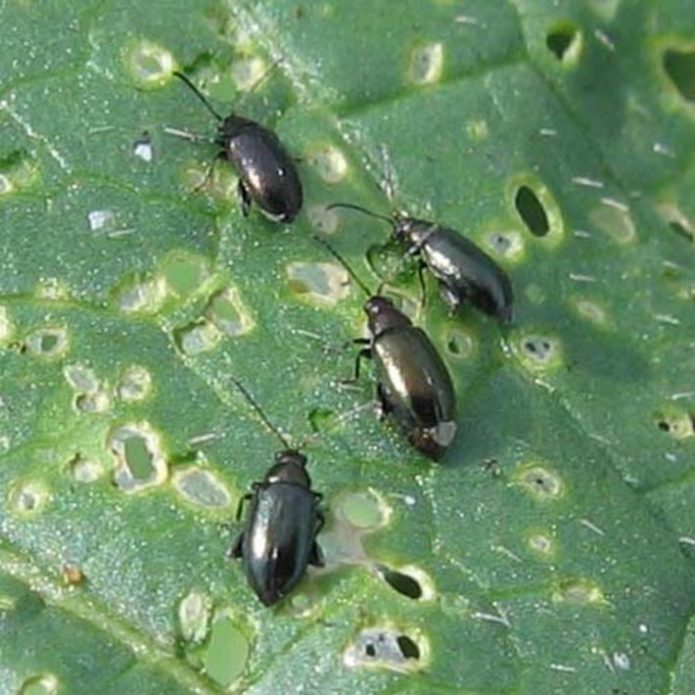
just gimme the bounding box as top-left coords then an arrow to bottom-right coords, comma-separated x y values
1,0 -> 694,693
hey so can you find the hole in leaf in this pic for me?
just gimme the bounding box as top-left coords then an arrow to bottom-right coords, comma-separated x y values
379,567 -> 423,600
663,48 -> 695,101
654,410 -> 694,439
19,673 -> 59,695
339,490 -> 388,529
345,628 -> 426,671
546,23 -> 580,62
517,465 -> 563,499
396,635 -> 420,660
521,336 -> 560,364
125,436 -> 154,479
515,186 -> 550,236
202,612 -> 250,687
109,423 -> 168,492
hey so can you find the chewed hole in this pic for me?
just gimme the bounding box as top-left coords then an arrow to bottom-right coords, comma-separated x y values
178,590 -> 211,643
205,288 -> 255,337
344,628 -> 425,672
63,364 -> 99,393
484,230 -> 524,260
202,611 -> 250,688
117,365 -> 152,402
116,275 -> 168,314
128,40 -> 175,86
409,42 -> 444,85
527,532 -> 556,556
286,262 -> 350,306
68,454 -> 104,483
307,205 -> 339,234
663,48 -> 695,101
546,23 -> 582,63
230,56 -> 267,91
379,567 -> 423,600
75,392 -> 111,414
515,186 -> 549,236
172,467 -> 232,509
396,635 -> 420,660
11,481 -> 50,515
109,423 -> 168,493
173,320 -> 222,355
654,410 -> 694,440
523,337 -> 552,359
515,333 -> 563,371
553,579 -> 606,605
26,327 -> 69,358
516,465 -> 564,500
161,252 -> 209,297
19,673 -> 59,695
445,328 -> 475,359
339,490 -> 390,529
590,203 -> 636,244
308,144 -> 349,183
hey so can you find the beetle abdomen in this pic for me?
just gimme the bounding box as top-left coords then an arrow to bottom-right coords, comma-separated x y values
373,326 -> 456,459
223,119 -> 303,223
242,483 -> 318,606
418,226 -> 513,322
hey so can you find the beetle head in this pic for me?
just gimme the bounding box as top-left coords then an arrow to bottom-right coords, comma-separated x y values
363,296 -> 412,334
393,214 -> 436,248
266,450 -> 311,487
391,211 -> 414,240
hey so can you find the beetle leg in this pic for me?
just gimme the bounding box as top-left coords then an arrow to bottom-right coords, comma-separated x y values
376,383 -> 394,420
417,261 -> 428,310
238,179 -> 252,217
235,493 -> 253,521
315,509 -> 326,532
227,532 -> 245,560
438,281 -> 461,313
342,337 -> 370,352
192,151 -> 224,193
309,540 -> 325,567
342,348 -> 372,384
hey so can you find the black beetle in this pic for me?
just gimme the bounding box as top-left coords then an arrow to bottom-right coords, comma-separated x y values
229,379 -> 324,606
173,70 -> 303,223
327,203 -> 513,322
315,237 -> 457,461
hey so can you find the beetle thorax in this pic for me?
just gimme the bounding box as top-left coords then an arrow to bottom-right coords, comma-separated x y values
395,216 -> 434,248
364,296 -> 412,335
217,114 -> 255,144
265,451 -> 311,487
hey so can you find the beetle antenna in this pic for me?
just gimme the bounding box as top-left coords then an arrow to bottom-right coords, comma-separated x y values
326,202 -> 395,229
233,58 -> 283,111
230,377 -> 292,450
173,71 -> 223,122
312,235 -> 372,297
